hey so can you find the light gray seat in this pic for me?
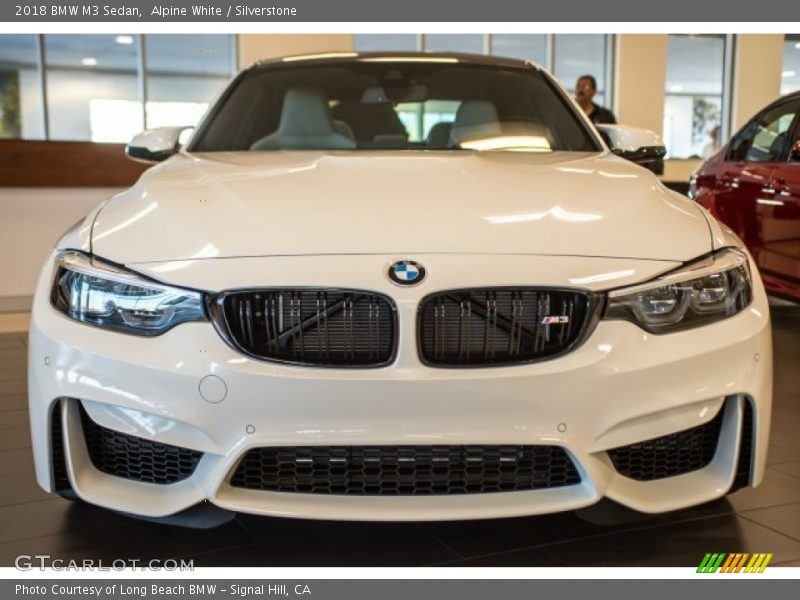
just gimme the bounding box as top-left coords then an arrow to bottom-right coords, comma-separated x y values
251,88 -> 357,150
426,122 -> 453,148
450,100 -> 502,147
333,119 -> 355,141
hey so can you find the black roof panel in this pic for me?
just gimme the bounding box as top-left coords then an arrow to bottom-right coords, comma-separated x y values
251,51 -> 540,72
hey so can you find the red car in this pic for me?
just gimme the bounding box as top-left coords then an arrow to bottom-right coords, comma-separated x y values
692,91 -> 800,301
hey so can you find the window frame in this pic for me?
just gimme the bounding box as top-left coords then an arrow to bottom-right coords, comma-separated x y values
187,59 -> 605,154
0,33 -> 238,142
725,95 -> 800,164
662,33 -> 734,161
551,34 -> 615,109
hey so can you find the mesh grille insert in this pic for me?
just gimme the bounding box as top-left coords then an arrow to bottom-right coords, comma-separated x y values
608,405 -> 725,481
731,399 -> 754,492
80,403 -> 202,485
50,401 -> 71,493
418,288 -> 595,366
217,289 -> 396,367
230,445 -> 581,495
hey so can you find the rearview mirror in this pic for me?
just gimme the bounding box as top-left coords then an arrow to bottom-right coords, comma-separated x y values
596,124 -> 666,175
126,126 -> 194,164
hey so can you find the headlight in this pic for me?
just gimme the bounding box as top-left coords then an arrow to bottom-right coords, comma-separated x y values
605,248 -> 752,333
51,252 -> 206,336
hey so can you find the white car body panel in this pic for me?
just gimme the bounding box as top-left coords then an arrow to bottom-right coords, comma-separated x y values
29,247 -> 772,520
595,124 -> 664,154
28,55 -> 772,523
129,253 -> 681,296
90,151 -> 711,265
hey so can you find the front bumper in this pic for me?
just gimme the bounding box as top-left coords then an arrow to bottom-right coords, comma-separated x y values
29,253 -> 773,521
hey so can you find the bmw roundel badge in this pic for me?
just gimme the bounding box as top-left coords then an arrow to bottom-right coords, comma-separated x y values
388,260 -> 426,286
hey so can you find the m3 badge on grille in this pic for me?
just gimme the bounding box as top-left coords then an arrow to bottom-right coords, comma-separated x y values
388,260 -> 426,286
541,315 -> 570,325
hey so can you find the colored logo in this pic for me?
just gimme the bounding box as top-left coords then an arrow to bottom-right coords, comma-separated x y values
697,553 -> 773,573
541,316 -> 570,325
388,260 -> 426,286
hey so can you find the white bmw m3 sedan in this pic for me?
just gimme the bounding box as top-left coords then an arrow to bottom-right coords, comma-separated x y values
28,53 -> 772,523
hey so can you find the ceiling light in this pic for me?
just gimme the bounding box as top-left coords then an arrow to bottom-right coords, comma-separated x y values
782,70 -> 797,78
115,35 -> 134,45
81,57 -> 98,66
669,84 -> 684,92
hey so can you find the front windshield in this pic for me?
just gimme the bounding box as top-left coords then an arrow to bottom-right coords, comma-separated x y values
190,59 -> 600,153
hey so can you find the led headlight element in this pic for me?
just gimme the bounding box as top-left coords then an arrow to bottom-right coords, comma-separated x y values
605,248 -> 752,333
51,252 -> 206,336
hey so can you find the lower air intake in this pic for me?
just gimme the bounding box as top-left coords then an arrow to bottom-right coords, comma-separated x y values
608,404 -> 725,481
730,398 -> 755,492
230,445 -> 581,495
50,401 -> 71,493
80,403 -> 202,485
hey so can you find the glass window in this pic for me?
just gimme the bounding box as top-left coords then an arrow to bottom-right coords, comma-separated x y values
783,34 -> 800,95
2,34 -> 236,143
553,35 -> 610,106
191,62 -> 599,153
44,34 -> 141,142
145,34 -> 235,129
663,34 -> 728,159
395,100 -> 461,142
490,35 -> 547,64
353,35 -> 614,102
424,35 -> 484,54
0,34 -> 44,139
353,35 -> 419,52
727,99 -> 800,162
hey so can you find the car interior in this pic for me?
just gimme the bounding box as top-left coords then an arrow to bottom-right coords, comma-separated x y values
192,63 -> 599,153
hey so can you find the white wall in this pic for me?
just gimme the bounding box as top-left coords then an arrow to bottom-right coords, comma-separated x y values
237,34 -> 353,67
614,34 -> 669,136
0,188 -> 120,303
732,35 -> 784,131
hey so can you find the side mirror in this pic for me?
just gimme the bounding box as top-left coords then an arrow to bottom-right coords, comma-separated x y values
125,126 -> 194,164
596,124 -> 667,175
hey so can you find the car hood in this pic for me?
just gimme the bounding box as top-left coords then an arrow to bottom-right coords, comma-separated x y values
91,150 -> 711,265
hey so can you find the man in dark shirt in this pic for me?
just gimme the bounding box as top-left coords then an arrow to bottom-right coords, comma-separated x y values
575,75 -> 617,124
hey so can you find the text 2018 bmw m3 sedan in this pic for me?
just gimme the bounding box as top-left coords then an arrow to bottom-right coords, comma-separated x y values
29,53 -> 771,522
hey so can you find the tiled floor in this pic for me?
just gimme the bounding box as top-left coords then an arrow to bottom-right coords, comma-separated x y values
1,304 -> 799,567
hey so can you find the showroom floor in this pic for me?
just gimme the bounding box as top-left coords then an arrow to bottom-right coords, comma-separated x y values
1,304 -> 800,568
